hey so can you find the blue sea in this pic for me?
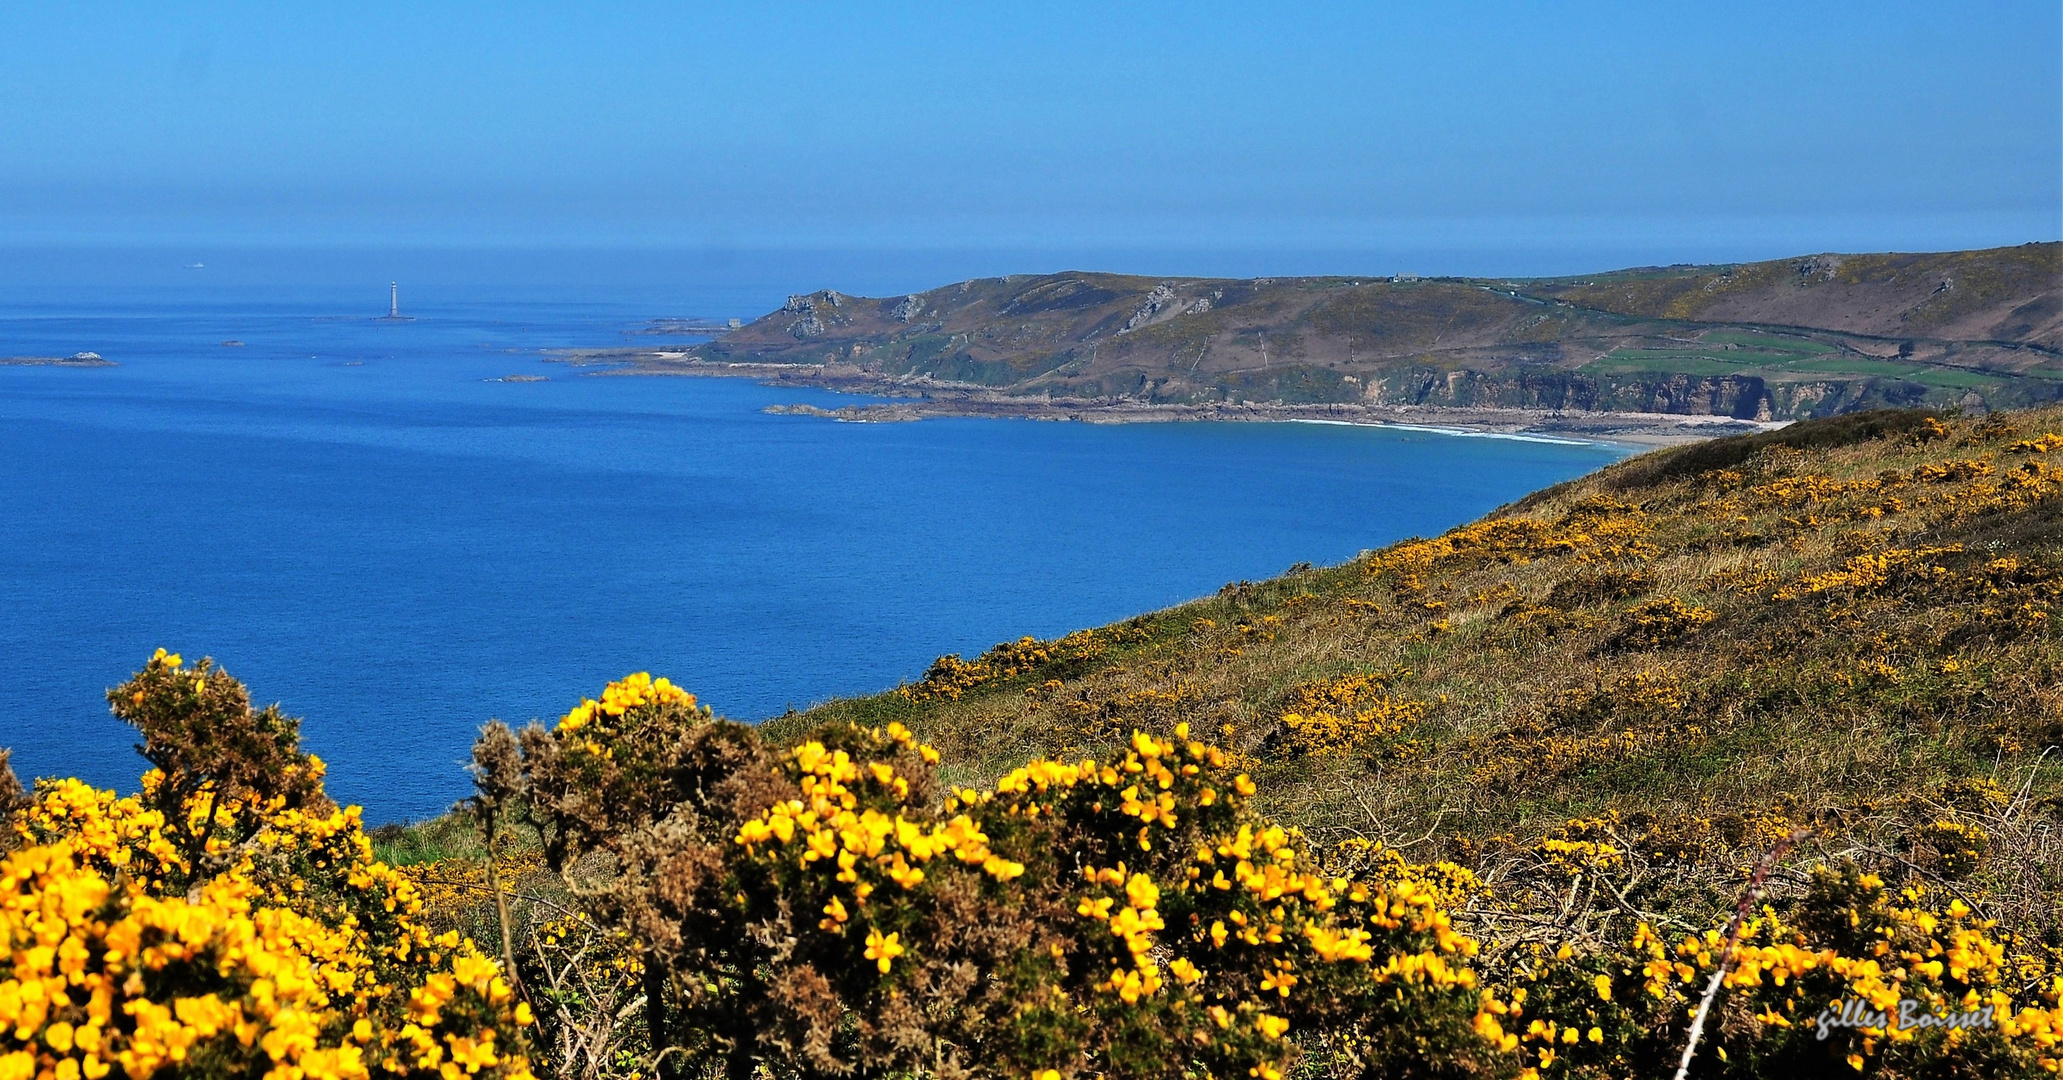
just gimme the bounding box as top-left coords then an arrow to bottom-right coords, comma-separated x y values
0,253 -> 1630,823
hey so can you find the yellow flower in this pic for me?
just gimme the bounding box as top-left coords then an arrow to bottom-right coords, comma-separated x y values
864,929 -> 904,973
1260,965 -> 1299,996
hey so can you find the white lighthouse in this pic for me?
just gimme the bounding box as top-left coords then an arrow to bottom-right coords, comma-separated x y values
379,282 -> 413,321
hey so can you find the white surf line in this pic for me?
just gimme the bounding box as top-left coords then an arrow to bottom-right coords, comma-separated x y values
1281,417 -> 1608,447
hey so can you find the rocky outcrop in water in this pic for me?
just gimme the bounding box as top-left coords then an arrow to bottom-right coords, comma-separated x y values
0,352 -> 115,367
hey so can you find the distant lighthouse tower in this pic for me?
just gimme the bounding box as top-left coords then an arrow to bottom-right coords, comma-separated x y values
379,282 -> 414,321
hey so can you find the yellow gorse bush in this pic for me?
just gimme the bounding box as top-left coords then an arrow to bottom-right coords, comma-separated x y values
734,720 -> 1507,1074
2006,434 -> 2063,454
554,673 -> 693,734
0,839 -> 375,1080
897,626 -> 1151,703
482,675 -> 1518,1079
1276,673 -> 1428,758
0,651 -> 533,1080
1505,866 -> 2063,1077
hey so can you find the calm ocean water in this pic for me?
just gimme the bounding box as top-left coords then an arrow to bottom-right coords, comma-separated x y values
0,280 -> 1629,822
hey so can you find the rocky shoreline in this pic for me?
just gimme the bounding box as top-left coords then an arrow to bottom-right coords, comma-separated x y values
548,352 -> 1786,446
758,396 -> 1779,445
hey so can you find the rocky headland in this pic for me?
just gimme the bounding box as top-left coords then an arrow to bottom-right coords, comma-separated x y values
562,243 -> 2061,441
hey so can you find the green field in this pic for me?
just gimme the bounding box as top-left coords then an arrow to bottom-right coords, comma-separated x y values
1583,328 -> 1850,377
1583,353 -> 1755,376
1771,356 -> 2000,389
1701,329 -> 1838,353
1585,335 -> 2021,394
1777,357 -> 1928,377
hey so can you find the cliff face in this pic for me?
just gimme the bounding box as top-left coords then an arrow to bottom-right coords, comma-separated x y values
1361,369 -> 1940,421
677,244 -> 2062,421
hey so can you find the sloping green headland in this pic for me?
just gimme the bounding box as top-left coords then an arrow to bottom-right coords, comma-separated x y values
642,243 -> 2061,423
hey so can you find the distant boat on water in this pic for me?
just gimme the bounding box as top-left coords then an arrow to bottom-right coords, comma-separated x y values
377,282 -> 415,321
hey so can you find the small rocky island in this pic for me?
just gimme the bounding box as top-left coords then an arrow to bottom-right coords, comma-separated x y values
0,352 -> 115,367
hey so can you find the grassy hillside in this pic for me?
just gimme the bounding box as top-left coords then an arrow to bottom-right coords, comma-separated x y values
663,244 -> 2063,421
1531,243 -> 2063,348
313,405 -> 2063,1078
771,405 -> 2063,938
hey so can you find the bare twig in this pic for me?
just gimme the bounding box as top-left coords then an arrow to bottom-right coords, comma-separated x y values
1672,828 -> 1809,1080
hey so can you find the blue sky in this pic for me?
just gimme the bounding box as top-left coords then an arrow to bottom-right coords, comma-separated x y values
2,2 -> 2057,266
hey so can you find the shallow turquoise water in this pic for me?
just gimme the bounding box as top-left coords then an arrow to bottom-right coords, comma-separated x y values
0,295 -> 1628,821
